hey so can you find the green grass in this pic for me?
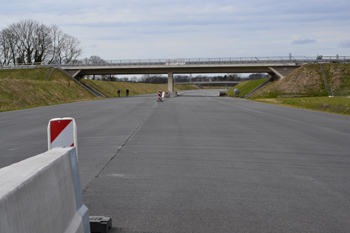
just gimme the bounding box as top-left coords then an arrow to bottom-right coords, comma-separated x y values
201,86 -> 228,89
0,68 -> 201,112
1,67 -> 349,116
0,68 -> 96,112
251,97 -> 350,115
226,78 -> 269,97
175,84 -> 201,91
0,67 -> 72,81
252,63 -> 350,98
80,79 -> 200,97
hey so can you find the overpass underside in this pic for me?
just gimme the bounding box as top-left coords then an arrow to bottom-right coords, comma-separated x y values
64,63 -> 301,92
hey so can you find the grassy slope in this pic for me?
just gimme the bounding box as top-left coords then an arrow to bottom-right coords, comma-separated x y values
0,68 -> 96,112
248,63 -> 350,116
226,78 -> 269,97
0,68 -> 200,112
81,79 -> 200,97
2,64 -> 349,115
253,97 -> 350,115
202,86 -> 228,89
252,63 -> 350,98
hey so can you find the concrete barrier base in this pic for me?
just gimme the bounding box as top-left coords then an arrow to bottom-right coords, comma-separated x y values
170,91 -> 178,98
90,216 -> 112,233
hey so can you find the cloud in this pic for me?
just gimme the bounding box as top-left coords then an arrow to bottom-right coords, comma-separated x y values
291,39 -> 316,45
339,40 -> 350,48
1,0 -> 350,59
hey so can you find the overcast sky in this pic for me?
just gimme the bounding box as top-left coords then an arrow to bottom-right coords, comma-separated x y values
1,0 -> 349,60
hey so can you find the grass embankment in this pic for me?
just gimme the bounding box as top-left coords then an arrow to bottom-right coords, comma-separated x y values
81,79 -> 200,97
253,97 -> 350,115
0,68 -> 96,112
252,63 -> 350,98
226,78 -> 269,97
249,63 -> 350,116
0,67 -> 201,112
201,86 -> 228,89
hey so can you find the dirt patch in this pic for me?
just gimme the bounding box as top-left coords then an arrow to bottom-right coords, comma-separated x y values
317,103 -> 350,113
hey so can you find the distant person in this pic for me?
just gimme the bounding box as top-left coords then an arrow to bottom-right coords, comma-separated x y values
126,89 -> 129,97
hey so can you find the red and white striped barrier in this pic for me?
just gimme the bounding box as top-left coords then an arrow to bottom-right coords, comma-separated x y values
47,117 -> 78,157
166,90 -> 170,98
157,90 -> 163,102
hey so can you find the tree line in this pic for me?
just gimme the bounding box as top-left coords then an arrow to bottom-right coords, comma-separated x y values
88,72 -> 270,83
0,19 -> 82,65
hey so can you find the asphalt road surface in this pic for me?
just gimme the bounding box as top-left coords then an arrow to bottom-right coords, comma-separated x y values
1,89 -> 350,232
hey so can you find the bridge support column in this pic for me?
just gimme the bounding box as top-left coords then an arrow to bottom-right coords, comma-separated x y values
168,72 -> 174,92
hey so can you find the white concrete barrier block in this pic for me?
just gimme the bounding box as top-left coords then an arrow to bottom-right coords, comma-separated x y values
0,147 -> 89,233
170,91 -> 178,98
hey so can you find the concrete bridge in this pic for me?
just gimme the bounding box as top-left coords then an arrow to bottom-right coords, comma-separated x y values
2,55 -> 349,92
61,56 -> 350,92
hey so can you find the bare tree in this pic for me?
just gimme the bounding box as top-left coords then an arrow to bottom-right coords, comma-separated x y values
0,31 -> 10,64
8,20 -> 40,64
247,73 -> 269,80
174,75 -> 190,82
139,74 -> 167,83
60,34 -> 82,64
82,55 -> 108,65
48,25 -> 65,64
0,28 -> 19,64
130,76 -> 138,82
0,19 -> 83,65
33,23 -> 52,63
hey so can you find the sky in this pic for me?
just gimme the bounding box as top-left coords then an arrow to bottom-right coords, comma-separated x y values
1,0 -> 350,61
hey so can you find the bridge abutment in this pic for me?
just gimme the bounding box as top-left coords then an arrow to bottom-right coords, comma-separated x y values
268,66 -> 300,81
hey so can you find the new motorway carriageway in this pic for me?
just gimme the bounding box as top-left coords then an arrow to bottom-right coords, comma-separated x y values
1,89 -> 350,232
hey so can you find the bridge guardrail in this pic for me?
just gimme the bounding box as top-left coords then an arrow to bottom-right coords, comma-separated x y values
62,56 -> 350,66
1,56 -> 350,69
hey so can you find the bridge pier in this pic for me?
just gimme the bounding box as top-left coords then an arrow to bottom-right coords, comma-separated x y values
168,72 -> 174,92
